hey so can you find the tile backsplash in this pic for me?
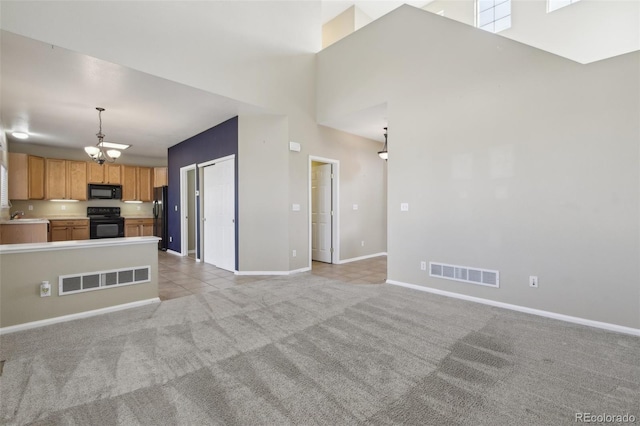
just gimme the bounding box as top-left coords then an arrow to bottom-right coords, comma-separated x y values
10,199 -> 154,218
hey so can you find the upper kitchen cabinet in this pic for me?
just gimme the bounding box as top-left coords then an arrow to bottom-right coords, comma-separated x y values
8,153 -> 45,200
122,166 -> 152,202
88,162 -> 121,184
45,159 -> 87,201
153,167 -> 167,187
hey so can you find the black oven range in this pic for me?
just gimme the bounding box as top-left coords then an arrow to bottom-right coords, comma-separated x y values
88,207 -> 125,239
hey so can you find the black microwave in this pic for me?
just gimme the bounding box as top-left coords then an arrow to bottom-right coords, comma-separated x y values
88,184 -> 122,200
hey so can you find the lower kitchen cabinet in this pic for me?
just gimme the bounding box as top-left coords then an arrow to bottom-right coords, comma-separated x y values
0,223 -> 48,244
49,219 -> 90,242
124,218 -> 154,237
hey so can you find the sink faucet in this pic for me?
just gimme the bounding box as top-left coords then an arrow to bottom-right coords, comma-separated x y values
10,211 -> 24,220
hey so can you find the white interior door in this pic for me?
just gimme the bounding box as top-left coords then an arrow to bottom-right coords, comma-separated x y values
203,159 -> 235,271
312,163 -> 332,263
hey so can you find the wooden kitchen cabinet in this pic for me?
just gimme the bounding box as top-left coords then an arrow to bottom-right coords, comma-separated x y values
124,218 -> 153,237
45,159 -> 67,199
48,219 -> 89,242
45,159 -> 87,200
8,153 -> 45,200
0,223 -> 48,244
153,167 -> 167,187
67,161 -> 88,200
88,162 -> 121,184
138,167 -> 152,202
122,166 -> 152,202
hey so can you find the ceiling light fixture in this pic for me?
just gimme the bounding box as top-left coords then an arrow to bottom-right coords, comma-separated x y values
12,132 -> 29,140
378,127 -> 388,160
84,107 -> 123,165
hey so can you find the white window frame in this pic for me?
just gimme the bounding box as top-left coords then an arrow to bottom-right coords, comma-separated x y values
547,0 -> 581,13
476,0 -> 512,33
0,164 -> 9,209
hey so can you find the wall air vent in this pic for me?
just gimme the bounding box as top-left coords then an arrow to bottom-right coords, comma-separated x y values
429,262 -> 499,288
59,266 -> 151,296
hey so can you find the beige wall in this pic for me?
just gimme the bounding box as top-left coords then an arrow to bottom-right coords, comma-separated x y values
322,5 -> 373,50
422,0 -> 639,64
238,114 -> 290,272
0,2 -> 387,274
317,6 -> 640,329
323,6 -> 356,49
0,125 -> 8,221
0,239 -> 158,328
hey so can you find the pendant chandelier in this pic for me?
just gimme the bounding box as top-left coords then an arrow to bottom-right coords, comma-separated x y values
378,127 -> 388,160
84,107 -> 127,165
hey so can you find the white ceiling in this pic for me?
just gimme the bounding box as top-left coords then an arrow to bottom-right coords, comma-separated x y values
1,30 -> 261,159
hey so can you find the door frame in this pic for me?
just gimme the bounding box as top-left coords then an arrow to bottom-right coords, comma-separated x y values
198,154 -> 236,270
308,156 -> 339,266
180,164 -> 197,259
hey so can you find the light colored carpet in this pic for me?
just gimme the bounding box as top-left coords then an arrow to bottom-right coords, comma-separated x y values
1,274 -> 638,425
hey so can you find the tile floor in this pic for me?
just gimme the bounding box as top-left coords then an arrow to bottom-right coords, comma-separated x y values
158,251 -> 387,301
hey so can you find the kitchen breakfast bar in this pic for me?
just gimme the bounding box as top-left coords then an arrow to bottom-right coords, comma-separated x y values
0,236 -> 160,333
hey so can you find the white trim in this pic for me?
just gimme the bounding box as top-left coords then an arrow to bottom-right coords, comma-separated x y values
197,154 -> 235,169
180,163 -> 197,257
387,280 -> 640,337
0,236 -> 159,254
308,156 -> 340,267
166,249 -> 182,257
188,250 -> 196,254
336,252 -> 387,264
0,297 -> 161,335
235,267 -> 311,276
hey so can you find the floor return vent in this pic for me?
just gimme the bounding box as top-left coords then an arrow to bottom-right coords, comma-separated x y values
59,266 -> 151,295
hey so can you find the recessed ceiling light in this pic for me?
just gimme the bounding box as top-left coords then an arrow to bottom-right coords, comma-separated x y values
100,141 -> 131,150
12,132 -> 29,139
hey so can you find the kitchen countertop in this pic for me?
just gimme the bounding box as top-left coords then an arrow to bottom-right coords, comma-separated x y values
0,219 -> 50,225
0,236 -> 160,254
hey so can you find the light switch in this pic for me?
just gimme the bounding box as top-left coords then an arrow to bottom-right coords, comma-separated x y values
401,203 -> 409,211
353,204 -> 358,210
292,204 -> 300,211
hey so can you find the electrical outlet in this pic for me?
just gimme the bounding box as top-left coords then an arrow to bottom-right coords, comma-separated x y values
136,206 -> 141,210
361,241 -> 365,247
169,236 -> 173,243
292,249 -> 297,257
40,281 -> 51,297
401,203 -> 409,211
420,261 -> 427,271
61,205 -> 66,210
28,205 -> 33,211
529,276 -> 538,288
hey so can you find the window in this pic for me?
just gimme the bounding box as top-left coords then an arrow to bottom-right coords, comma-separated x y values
477,0 -> 511,33
0,164 -> 9,209
548,0 -> 580,13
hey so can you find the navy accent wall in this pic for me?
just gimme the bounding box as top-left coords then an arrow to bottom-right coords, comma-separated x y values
167,116 -> 238,268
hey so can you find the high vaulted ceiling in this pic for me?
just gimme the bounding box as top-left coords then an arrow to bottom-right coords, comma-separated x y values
1,1 -> 638,158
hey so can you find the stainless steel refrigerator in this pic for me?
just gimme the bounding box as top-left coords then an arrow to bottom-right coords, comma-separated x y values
153,186 -> 168,251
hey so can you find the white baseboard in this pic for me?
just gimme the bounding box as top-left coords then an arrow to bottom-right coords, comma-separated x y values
166,249 -> 182,257
337,252 -> 387,264
387,280 -> 640,337
188,249 -> 196,254
0,297 -> 161,335
235,267 -> 311,276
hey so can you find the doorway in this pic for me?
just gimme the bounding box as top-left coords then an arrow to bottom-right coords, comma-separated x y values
200,155 -> 236,272
180,164 -> 197,259
309,156 -> 339,266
